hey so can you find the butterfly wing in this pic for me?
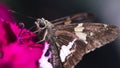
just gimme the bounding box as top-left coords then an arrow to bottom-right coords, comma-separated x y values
52,13 -> 95,26
54,23 -> 120,68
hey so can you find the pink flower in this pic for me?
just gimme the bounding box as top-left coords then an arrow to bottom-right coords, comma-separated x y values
0,4 -> 45,68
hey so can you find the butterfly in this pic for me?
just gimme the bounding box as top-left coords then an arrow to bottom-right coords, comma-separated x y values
31,13 -> 120,68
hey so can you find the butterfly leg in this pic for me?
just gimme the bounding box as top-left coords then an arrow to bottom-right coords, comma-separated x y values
36,29 -> 48,43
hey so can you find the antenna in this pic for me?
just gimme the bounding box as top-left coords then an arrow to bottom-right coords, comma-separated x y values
8,10 -> 37,20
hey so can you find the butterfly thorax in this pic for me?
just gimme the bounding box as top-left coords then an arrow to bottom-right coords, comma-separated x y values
35,18 -> 63,68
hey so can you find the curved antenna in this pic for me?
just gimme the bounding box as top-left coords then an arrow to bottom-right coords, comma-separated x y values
8,10 -> 37,20
8,10 -> 38,30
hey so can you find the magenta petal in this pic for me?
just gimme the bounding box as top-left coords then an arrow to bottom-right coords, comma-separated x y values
39,42 -> 53,68
0,18 -> 44,68
0,3 -> 15,22
0,5 -> 44,68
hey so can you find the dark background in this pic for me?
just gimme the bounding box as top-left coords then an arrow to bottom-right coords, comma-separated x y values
2,0 -> 120,68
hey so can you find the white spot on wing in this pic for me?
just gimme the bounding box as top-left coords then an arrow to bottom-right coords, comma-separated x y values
103,24 -> 108,28
74,23 -> 88,44
60,39 -> 77,62
76,32 -> 88,44
74,23 -> 84,32
78,23 -> 83,27
90,32 -> 94,36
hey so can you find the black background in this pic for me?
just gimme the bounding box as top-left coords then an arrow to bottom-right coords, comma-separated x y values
2,0 -> 120,68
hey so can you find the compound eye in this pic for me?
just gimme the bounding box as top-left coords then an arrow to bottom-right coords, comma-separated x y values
35,18 -> 47,30
39,21 -> 46,28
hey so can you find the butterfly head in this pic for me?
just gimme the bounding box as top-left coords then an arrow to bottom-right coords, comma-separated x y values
34,18 -> 54,43
35,18 -> 54,30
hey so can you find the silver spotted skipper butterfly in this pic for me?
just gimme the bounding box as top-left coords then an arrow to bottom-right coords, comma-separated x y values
31,13 -> 120,68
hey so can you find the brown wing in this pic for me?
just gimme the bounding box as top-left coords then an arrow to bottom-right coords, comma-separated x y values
54,23 -> 120,68
51,13 -> 95,26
